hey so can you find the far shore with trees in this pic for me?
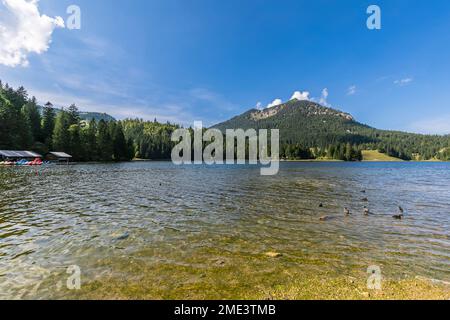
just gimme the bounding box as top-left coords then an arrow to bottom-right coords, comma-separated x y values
0,81 -> 179,162
1,81 -> 449,163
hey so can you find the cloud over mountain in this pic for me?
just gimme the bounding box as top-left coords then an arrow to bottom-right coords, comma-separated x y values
290,91 -> 310,101
266,98 -> 283,108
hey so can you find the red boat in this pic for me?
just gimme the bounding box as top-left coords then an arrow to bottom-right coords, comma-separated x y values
28,158 -> 43,166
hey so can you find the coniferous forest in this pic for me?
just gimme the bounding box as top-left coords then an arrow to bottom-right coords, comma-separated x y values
1,81 -> 450,162
0,81 -> 179,161
214,99 -> 450,161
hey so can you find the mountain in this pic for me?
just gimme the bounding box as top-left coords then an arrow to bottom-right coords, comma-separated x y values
37,106 -> 115,122
78,111 -> 116,122
212,99 -> 450,160
213,99 -> 370,144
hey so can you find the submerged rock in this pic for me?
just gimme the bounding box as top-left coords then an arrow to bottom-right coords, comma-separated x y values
112,232 -> 130,241
215,259 -> 226,266
265,252 -> 282,258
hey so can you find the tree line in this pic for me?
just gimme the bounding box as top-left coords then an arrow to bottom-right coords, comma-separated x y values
0,81 -> 134,161
214,99 -> 450,161
0,81 -> 188,162
2,81 -> 449,162
280,143 -> 362,161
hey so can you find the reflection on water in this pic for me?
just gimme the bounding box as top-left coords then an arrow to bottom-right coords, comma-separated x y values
0,162 -> 449,298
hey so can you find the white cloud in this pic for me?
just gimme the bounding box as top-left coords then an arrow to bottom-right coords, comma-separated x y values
320,88 -> 328,100
255,102 -> 263,110
0,0 -> 64,67
347,85 -> 357,96
394,78 -> 413,86
266,98 -> 283,108
290,91 -> 310,101
319,88 -> 331,107
263,89 -> 328,109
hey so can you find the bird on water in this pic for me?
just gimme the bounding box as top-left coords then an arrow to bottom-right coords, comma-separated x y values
393,206 -> 404,219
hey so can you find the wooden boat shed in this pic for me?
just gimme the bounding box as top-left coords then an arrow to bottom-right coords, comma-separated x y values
0,150 -> 42,160
46,152 -> 73,164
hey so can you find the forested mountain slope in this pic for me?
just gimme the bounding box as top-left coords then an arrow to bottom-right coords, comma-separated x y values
213,99 -> 450,160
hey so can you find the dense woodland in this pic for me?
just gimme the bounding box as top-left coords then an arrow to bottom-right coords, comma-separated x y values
1,81 -> 449,162
214,99 -> 450,161
0,81 -> 178,161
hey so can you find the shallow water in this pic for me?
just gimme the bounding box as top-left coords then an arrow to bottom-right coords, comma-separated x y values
0,162 -> 449,299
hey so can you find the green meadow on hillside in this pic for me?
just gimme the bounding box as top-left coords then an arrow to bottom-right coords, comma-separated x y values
362,150 -> 403,161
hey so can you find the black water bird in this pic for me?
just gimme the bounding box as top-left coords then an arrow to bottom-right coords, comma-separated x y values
363,206 -> 370,215
393,206 -> 405,220
319,203 -> 323,208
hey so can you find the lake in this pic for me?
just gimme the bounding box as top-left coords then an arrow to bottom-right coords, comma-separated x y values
0,162 -> 449,299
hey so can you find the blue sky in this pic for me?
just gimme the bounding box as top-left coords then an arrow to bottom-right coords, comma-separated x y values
1,0 -> 450,134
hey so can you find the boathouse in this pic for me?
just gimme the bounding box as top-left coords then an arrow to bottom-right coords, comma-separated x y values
46,152 -> 73,164
0,150 -> 43,160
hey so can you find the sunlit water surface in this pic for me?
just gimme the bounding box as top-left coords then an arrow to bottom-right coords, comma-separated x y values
0,162 -> 449,298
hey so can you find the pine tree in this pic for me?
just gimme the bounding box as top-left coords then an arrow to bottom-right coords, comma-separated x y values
97,120 -> 113,161
0,92 -> 13,149
67,104 -> 80,125
8,86 -> 28,109
1,85 -> 32,149
53,111 -> 71,152
42,102 -> 56,149
81,119 -> 98,161
21,97 -> 42,143
345,143 -> 352,161
68,124 -> 82,161
112,122 -> 128,161
127,137 -> 135,160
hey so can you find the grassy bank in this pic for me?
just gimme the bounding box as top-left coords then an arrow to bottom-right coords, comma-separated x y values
361,150 -> 403,162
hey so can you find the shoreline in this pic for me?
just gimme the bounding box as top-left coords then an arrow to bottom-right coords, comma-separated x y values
279,159 -> 449,163
1,159 -> 449,166
40,269 -> 450,300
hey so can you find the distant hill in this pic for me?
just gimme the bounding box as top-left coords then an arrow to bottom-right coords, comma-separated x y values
212,99 -> 450,160
78,111 -> 116,122
37,106 -> 115,122
213,99 -> 369,144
